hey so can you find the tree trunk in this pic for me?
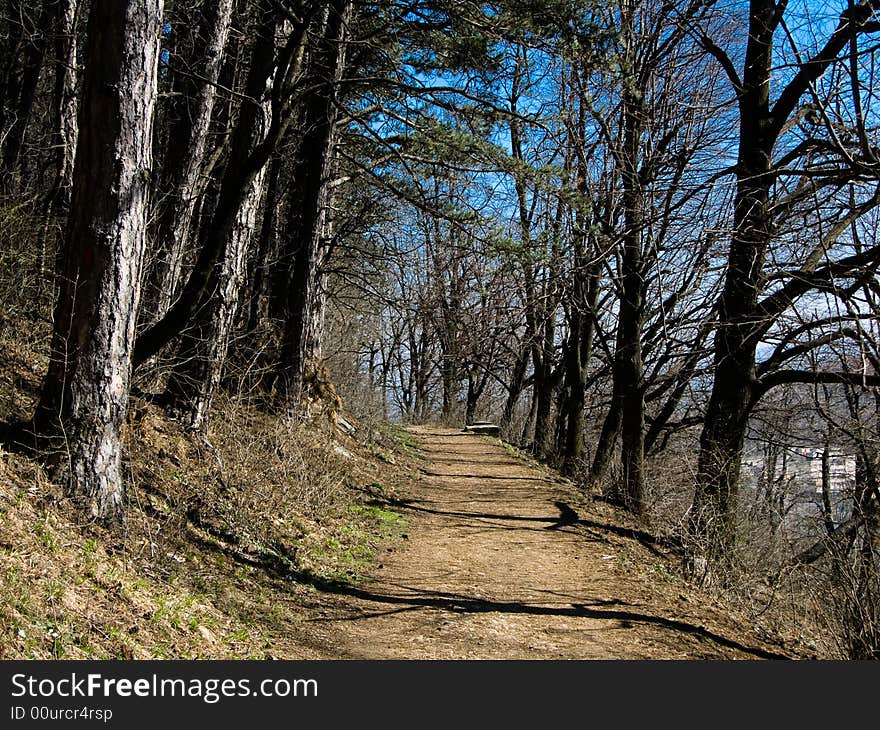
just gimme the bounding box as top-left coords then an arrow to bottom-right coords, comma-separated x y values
464,362 -> 490,427
414,324 -> 432,422
147,0 -> 234,320
49,0 -> 80,209
532,355 -> 555,459
161,6 -> 281,429
37,0 -> 81,289
590,0 -> 648,514
500,347 -> 529,434
689,0 -> 776,570
437,348 -> 457,421
34,0 -> 162,522
820,444 -> 836,534
275,0 -> 351,414
132,3 -> 315,368
164,161 -> 268,430
246,152 -> 283,334
561,259 -> 599,476
521,384 -> 538,447
304,262 -> 330,364
590,396 -> 621,483
532,209 -> 563,460
617,104 -> 646,514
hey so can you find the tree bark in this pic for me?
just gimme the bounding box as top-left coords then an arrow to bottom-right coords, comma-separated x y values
616,69 -> 647,515
689,0 -> 776,567
164,159 -> 268,430
132,2 -> 315,368
34,0 -> 162,522
590,395 -> 621,482
246,151 -> 283,334
531,348 -> 555,459
161,5 -> 280,429
500,346 -> 529,434
561,257 -> 599,476
275,0 -> 351,414
531,203 -> 564,460
37,0 -> 81,288
146,0 -> 234,320
49,0 -> 80,209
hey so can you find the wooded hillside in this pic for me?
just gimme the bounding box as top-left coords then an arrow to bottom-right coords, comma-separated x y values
0,0 -> 878,659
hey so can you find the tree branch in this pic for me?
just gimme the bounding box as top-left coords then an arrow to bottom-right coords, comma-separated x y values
771,0 -> 880,139
755,368 -> 880,399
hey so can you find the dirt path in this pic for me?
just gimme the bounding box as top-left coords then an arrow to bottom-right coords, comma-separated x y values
306,427 -> 789,659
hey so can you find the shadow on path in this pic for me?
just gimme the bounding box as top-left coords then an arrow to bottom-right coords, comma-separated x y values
419,469 -> 554,483
306,578 -> 789,660
362,490 -> 669,558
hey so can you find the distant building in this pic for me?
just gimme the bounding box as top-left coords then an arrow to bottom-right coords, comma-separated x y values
794,450 -> 853,492
743,447 -> 855,493
741,446 -> 856,530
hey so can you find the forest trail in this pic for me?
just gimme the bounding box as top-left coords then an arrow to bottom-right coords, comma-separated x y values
305,427 -> 790,659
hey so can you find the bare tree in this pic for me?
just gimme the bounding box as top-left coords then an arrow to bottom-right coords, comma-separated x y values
690,0 -> 880,571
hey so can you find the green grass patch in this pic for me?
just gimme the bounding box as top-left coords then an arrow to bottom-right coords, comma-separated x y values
349,504 -> 403,530
378,422 -> 418,451
295,504 -> 406,587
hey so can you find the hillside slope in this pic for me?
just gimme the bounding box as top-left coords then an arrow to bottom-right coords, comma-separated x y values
0,337 -> 808,659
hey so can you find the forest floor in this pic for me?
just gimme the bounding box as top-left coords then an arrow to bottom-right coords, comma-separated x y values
0,323 -> 812,659
301,426 -> 797,659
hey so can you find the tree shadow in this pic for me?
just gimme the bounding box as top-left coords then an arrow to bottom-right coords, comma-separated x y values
418,458 -> 528,468
419,469 -> 554,483
302,578 -> 789,660
362,490 -> 670,558
182,490 -> 786,660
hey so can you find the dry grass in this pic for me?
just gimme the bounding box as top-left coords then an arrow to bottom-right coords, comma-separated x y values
0,329 -> 417,659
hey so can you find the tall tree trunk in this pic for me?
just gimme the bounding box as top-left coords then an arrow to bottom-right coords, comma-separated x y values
132,3 -> 315,368
532,353 -> 555,459
590,0 -> 647,513
164,162 -> 268,430
49,0 -> 80,209
559,124 -> 599,473
532,203 -> 564,460
161,6 -> 280,430
37,0 -> 81,290
146,0 -> 234,320
275,0 -> 351,414
304,259 -> 330,363
561,258 -> 599,476
34,0 -> 162,522
500,347 -> 529,434
521,384 -> 538,447
246,151 -> 283,334
414,324 -> 432,422
689,0 -> 776,569
591,396 -> 622,483
617,79 -> 647,515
